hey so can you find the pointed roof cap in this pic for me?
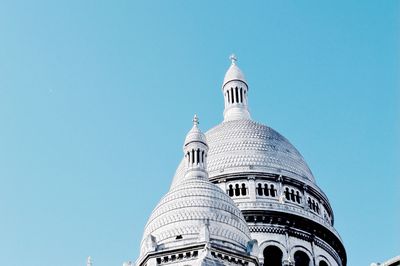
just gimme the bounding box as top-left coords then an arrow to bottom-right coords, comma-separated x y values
184,114 -> 207,146
223,54 -> 247,87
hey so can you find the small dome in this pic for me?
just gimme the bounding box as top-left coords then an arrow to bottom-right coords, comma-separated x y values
223,55 -> 247,87
139,116 -> 252,260
184,115 -> 207,147
140,175 -> 252,257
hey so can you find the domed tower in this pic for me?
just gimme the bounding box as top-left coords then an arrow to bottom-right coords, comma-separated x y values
172,57 -> 347,266
137,116 -> 259,266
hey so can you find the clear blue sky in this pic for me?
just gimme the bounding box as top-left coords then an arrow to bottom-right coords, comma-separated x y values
0,1 -> 398,266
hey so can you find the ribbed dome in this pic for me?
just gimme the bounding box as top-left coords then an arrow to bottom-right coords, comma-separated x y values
140,175 -> 252,257
172,119 -> 315,187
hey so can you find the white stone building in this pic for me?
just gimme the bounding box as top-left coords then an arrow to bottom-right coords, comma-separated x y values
371,256 -> 400,266
135,56 -> 347,266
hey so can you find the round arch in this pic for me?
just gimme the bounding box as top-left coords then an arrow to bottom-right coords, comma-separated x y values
291,246 -> 313,266
258,240 -> 286,266
259,240 -> 286,253
316,256 -> 330,266
263,245 -> 283,266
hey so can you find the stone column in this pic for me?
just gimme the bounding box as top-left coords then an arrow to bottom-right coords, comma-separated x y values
282,227 -> 293,266
248,175 -> 256,201
302,185 -> 309,210
311,235 -> 316,266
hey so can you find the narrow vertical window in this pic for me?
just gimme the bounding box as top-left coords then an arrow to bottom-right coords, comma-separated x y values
270,185 -> 276,197
285,187 -> 290,200
257,183 -> 263,196
240,88 -> 243,103
241,183 -> 247,196
290,189 -> 295,202
264,184 -> 269,196
227,90 -> 230,104
235,87 -> 239,103
235,184 -> 240,196
191,149 -> 194,164
196,149 -> 200,164
295,191 -> 301,203
228,185 -> 234,196
231,88 -> 234,103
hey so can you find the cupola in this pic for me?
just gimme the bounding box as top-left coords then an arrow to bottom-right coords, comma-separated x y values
138,116 -> 257,266
222,54 -> 251,121
183,114 -> 208,179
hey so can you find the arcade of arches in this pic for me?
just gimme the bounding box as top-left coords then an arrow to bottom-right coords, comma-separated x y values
263,246 -> 329,266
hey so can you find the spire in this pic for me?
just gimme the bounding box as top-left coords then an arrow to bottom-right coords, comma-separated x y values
192,114 -> 199,126
222,55 -> 251,121
183,115 -> 208,178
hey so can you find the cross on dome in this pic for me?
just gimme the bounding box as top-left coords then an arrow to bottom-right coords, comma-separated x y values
192,114 -> 199,126
229,54 -> 237,65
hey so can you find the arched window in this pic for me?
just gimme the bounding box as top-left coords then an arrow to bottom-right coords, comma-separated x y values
295,191 -> 301,203
227,91 -> 230,104
308,198 -> 312,209
257,183 -> 263,196
319,261 -> 329,266
228,185 -> 234,197
191,149 -> 195,164
231,88 -> 234,103
270,185 -> 276,197
241,183 -> 247,196
240,87 -> 243,103
285,187 -> 290,200
294,250 -> 310,266
263,245 -> 282,266
196,149 -> 200,164
235,184 -> 240,196
290,189 -> 295,202
264,184 -> 269,196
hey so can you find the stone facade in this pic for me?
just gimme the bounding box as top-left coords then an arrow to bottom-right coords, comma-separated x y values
371,256 -> 400,266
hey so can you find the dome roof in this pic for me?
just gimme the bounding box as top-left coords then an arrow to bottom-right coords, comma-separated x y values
184,115 -> 207,146
223,56 -> 247,87
172,119 -> 315,187
140,175 -> 252,257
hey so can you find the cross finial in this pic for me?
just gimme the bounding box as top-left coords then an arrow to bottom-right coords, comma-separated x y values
229,54 -> 237,65
193,114 -> 199,126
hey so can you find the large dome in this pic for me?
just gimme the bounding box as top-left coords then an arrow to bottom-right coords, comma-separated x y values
140,175 -> 252,257
172,119 -> 315,187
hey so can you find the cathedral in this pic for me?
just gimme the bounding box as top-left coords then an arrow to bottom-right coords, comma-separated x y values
134,56 -> 347,266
